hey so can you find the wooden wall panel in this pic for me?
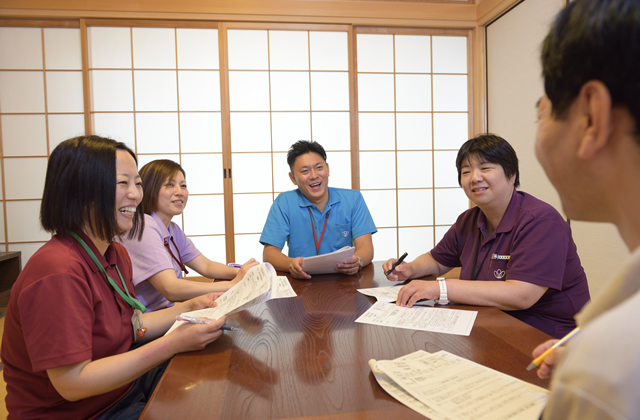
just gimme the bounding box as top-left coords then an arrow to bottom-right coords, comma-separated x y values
1,0 -> 477,28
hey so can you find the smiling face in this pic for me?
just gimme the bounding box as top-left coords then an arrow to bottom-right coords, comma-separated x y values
156,170 -> 189,227
460,156 -> 515,212
289,152 -> 330,210
115,150 -> 143,234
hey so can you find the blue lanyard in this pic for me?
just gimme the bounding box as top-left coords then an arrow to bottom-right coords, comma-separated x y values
70,231 -> 146,312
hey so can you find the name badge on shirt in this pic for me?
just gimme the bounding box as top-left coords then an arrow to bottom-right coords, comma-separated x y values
491,254 -> 510,260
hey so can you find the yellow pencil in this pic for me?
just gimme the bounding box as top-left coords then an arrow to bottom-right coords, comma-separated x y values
526,326 -> 580,371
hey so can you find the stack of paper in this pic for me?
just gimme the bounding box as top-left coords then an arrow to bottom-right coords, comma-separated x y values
370,350 -> 548,420
166,263 -> 296,334
301,246 -> 354,274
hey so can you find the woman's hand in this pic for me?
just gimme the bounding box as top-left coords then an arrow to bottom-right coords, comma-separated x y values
169,315 -> 228,353
230,258 -> 260,285
396,280 -> 438,307
187,292 -> 223,312
383,258 -> 413,281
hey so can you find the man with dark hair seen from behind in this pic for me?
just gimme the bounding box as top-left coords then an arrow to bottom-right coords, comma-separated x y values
532,0 -> 640,418
260,140 -> 376,279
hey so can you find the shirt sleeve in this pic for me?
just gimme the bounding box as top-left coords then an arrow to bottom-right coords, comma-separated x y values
259,196 -> 291,249
350,191 -> 377,239
505,217 -> 569,288
430,223 -> 464,268
20,273 -> 95,372
121,222 -> 173,287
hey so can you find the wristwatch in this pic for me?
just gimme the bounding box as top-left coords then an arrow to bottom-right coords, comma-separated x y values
357,256 -> 364,271
437,277 -> 450,305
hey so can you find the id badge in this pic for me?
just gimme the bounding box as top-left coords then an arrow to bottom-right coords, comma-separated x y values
131,309 -> 146,341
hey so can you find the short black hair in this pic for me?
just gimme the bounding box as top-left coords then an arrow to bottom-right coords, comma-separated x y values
456,134 -> 520,188
40,135 -> 144,241
286,140 -> 327,170
542,0 -> 640,136
139,159 -> 186,215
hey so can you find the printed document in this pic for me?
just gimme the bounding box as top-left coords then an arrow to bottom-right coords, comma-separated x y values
355,301 -> 476,336
358,285 -> 436,306
166,263 -> 296,334
301,246 -> 354,275
369,353 -> 452,420
371,350 -> 548,420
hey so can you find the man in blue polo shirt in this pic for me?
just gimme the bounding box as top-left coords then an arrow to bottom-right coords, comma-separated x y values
260,140 -> 376,279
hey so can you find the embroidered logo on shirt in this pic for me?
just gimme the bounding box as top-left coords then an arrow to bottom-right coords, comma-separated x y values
342,231 -> 348,237
494,269 -> 505,279
491,254 -> 511,260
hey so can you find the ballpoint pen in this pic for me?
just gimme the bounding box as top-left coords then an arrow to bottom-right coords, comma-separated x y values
526,326 -> 580,371
176,315 -> 239,331
385,252 -> 408,276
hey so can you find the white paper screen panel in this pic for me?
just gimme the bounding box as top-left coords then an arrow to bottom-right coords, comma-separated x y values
1,115 -> 48,156
87,26 -> 228,262
357,32 -> 469,257
227,28 -> 350,258
0,27 -> 85,266
3,158 -> 48,200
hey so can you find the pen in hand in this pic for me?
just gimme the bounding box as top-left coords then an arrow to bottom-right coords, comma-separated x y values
385,252 -> 408,276
176,315 -> 239,331
526,326 -> 580,371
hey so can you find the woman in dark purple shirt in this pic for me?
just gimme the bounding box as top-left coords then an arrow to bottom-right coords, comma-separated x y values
383,134 -> 590,338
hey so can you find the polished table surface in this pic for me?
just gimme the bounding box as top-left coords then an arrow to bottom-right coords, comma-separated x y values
141,262 -> 551,419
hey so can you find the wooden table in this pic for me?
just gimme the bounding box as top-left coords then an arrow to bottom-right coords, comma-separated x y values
141,262 -> 551,419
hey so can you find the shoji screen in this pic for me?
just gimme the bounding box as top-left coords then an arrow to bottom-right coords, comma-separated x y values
226,27 -> 351,263
356,31 -> 470,260
87,25 -> 228,264
0,25 -> 85,261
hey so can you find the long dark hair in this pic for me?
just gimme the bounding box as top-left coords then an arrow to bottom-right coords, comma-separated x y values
40,135 -> 144,241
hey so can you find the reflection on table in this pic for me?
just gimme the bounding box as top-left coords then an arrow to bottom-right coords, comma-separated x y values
141,262 -> 551,420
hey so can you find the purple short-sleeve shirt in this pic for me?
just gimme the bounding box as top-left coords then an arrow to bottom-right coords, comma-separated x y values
116,212 -> 201,312
431,190 -> 590,338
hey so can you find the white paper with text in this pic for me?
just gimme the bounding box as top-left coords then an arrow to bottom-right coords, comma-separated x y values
376,350 -> 547,420
355,301 -> 476,336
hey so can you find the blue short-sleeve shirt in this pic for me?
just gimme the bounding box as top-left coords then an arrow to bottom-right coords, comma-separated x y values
260,187 -> 377,258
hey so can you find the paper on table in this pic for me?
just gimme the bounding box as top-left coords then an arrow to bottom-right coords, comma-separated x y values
357,285 -> 403,302
368,353 -> 453,420
376,350 -> 548,420
357,285 -> 435,306
301,246 -> 354,275
272,276 -> 297,299
355,301 -> 476,336
165,263 -> 296,335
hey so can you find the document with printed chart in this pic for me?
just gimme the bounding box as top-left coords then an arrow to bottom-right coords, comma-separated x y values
371,350 -> 548,420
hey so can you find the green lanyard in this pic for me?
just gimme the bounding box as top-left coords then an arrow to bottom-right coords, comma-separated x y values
70,231 -> 146,312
